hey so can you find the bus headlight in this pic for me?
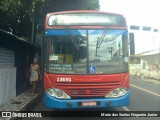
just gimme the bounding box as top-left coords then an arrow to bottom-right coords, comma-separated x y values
57,90 -> 63,97
105,87 -> 128,98
45,88 -> 71,99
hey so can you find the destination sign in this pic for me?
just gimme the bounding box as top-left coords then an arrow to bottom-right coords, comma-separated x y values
48,13 -> 125,26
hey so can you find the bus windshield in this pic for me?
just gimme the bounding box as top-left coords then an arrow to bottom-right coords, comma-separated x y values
45,29 -> 128,74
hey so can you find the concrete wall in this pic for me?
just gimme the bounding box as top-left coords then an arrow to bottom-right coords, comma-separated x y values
130,64 -> 160,80
0,68 -> 16,105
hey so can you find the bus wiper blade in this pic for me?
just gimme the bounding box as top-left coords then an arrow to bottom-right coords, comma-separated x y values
65,26 -> 79,51
95,26 -> 109,58
97,26 -> 109,48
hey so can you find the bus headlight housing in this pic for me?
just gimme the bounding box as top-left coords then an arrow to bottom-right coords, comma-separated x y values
105,87 -> 128,98
45,88 -> 71,99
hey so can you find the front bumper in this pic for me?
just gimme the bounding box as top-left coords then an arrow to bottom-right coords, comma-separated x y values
43,90 -> 130,109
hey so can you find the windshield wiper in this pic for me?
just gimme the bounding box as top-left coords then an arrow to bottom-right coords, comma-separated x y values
95,26 -> 109,58
65,26 -> 79,51
97,26 -> 109,48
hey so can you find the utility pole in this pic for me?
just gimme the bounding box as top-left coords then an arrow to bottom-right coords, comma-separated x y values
31,1 -> 36,44
31,12 -> 35,44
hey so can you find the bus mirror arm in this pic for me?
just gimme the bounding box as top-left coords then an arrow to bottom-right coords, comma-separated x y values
37,24 -> 44,34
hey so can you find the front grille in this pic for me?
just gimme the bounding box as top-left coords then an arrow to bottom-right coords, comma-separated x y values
66,88 -> 112,98
55,81 -> 122,98
55,81 -> 121,87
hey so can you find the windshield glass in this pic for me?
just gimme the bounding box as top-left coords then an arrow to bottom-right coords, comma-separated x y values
45,29 -> 128,74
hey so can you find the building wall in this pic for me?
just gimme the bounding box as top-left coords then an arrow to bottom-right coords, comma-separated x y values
0,30 -> 35,105
0,47 -> 16,105
130,54 -> 160,80
0,68 -> 16,105
128,25 -> 160,54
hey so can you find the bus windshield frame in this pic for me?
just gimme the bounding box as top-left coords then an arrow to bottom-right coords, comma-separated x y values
45,28 -> 129,74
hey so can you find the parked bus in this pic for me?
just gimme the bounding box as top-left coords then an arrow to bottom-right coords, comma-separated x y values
41,10 -> 130,109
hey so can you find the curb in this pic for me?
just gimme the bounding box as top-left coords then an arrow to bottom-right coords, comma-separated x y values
0,90 -> 42,120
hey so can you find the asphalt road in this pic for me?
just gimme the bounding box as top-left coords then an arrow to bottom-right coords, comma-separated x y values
22,76 -> 160,120
129,76 -> 160,111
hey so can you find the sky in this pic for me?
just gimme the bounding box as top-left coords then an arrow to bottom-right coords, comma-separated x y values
100,0 -> 160,54
100,0 -> 160,26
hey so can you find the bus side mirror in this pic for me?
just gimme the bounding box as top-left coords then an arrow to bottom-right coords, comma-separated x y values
129,33 -> 135,55
37,24 -> 44,34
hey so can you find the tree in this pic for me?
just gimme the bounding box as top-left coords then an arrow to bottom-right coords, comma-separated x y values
0,0 -> 99,42
0,0 -> 45,42
45,0 -> 99,13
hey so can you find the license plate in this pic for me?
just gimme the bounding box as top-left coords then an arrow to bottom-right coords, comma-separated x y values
82,101 -> 97,106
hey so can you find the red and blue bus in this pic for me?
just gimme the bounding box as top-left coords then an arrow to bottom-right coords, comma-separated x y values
42,10 -> 130,109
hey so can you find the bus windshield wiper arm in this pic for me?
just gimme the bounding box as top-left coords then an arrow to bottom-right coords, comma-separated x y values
65,26 -> 79,51
95,26 -> 109,58
97,26 -> 109,48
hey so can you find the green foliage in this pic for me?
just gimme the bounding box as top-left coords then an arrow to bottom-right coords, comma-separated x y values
0,0 -> 99,42
0,0 -> 45,40
45,0 -> 99,12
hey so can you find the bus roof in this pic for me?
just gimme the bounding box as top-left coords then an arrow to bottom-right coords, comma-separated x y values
46,10 -> 125,16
